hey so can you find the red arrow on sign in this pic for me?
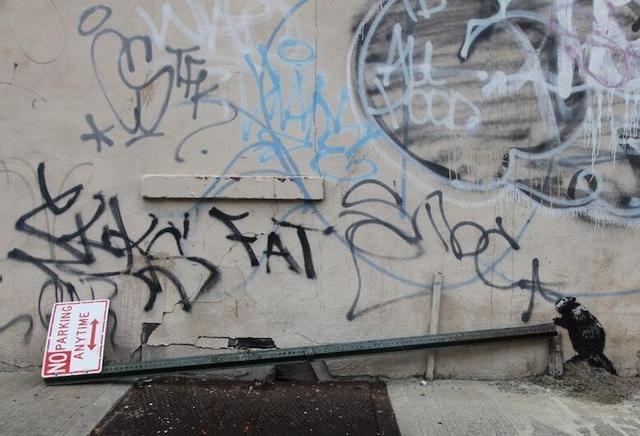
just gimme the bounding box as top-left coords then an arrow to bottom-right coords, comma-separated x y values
88,319 -> 100,351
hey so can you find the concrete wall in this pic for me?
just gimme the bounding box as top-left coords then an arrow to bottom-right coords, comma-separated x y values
1,0 -> 639,378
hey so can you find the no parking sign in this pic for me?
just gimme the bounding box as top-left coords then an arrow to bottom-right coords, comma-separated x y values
41,300 -> 109,378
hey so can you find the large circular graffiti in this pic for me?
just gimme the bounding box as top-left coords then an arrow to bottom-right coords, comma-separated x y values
352,0 -> 588,189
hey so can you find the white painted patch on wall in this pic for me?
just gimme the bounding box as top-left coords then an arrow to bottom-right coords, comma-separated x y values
141,175 -> 324,200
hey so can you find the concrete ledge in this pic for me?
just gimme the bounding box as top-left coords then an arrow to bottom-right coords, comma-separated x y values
141,175 -> 324,200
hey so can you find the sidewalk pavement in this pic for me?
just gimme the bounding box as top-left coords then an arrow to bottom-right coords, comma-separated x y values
387,378 -> 640,435
0,370 -> 639,435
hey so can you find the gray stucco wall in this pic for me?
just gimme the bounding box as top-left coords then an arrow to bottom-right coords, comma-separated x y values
1,0 -> 639,377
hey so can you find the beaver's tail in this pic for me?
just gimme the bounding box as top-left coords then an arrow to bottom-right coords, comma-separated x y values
589,353 -> 618,376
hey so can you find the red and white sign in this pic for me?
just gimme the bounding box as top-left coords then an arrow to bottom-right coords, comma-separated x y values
41,300 -> 109,378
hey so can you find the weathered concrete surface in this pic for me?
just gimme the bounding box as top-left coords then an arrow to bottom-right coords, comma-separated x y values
388,378 -> 640,436
0,371 -> 129,436
1,0 -> 640,381
2,370 -> 639,436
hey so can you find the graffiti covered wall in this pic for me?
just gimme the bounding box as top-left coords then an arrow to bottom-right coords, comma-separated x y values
1,0 -> 640,377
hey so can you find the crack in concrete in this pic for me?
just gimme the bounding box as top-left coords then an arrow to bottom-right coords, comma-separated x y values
0,360 -> 39,370
144,342 -> 224,351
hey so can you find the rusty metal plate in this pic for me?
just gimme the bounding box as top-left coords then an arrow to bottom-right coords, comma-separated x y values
91,377 -> 400,435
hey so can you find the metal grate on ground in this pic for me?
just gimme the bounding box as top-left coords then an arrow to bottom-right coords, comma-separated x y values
91,376 -> 400,436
